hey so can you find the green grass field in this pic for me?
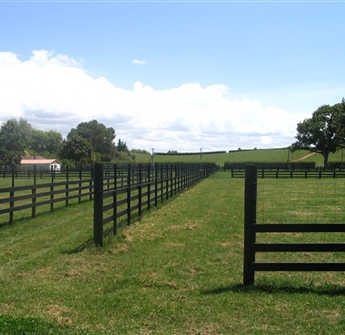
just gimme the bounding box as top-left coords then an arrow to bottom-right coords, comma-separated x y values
1,172 -> 345,334
134,148 -> 345,167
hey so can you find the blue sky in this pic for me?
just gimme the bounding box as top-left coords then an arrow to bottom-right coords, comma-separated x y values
0,1 -> 344,152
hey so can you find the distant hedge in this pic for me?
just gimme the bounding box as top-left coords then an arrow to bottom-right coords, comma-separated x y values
156,151 -> 226,156
327,162 -> 345,168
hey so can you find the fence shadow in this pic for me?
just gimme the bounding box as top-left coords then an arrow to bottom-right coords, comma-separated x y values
62,226 -> 119,254
202,283 -> 345,297
61,237 -> 95,254
0,222 -> 9,230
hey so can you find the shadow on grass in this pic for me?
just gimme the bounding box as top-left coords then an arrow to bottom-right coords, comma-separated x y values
63,237 -> 95,254
64,215 -> 147,254
62,225 -> 120,254
0,221 -> 9,229
203,283 -> 345,296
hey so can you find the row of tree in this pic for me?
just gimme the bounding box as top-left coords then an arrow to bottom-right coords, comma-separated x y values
0,119 -> 131,166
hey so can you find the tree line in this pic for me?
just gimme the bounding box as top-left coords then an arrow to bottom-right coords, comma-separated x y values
0,119 -> 132,166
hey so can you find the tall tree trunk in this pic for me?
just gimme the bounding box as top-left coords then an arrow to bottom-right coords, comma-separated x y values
323,153 -> 329,168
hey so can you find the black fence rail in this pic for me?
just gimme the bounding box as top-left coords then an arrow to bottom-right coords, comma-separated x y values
0,165 -> 93,225
243,165 -> 345,286
224,162 -> 316,171
231,168 -> 345,179
0,165 -> 93,184
93,163 -> 217,246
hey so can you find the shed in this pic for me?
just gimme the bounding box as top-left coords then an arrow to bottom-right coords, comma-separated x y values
20,158 -> 61,172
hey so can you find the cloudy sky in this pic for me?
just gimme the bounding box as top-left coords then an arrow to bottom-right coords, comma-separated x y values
0,1 -> 344,153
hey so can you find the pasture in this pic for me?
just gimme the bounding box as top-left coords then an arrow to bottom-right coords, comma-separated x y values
1,171 -> 345,334
134,148 -> 345,167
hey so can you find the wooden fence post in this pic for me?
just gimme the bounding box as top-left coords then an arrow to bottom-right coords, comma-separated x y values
154,164 -> 158,207
50,165 -> 54,212
78,165 -> 82,203
32,165 -> 37,218
243,164 -> 257,286
160,164 -> 164,203
9,165 -> 15,224
147,163 -> 151,211
127,164 -> 131,225
65,165 -> 69,207
138,164 -> 142,217
93,163 -> 104,246
113,164 -> 118,235
170,164 -> 174,197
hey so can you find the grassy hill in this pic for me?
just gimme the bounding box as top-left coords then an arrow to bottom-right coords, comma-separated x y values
132,148 -> 345,167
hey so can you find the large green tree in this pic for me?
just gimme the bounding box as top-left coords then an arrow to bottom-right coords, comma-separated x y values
59,134 -> 92,165
291,99 -> 345,167
60,120 -> 116,164
30,129 -> 62,156
116,138 -> 129,152
0,118 -> 32,165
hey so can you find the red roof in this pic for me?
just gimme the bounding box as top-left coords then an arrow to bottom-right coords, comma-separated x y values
20,159 -> 60,165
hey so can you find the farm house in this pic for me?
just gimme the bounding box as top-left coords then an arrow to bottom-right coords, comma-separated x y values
20,157 -> 61,172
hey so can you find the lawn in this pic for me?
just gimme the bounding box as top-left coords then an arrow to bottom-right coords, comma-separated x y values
0,172 -> 345,334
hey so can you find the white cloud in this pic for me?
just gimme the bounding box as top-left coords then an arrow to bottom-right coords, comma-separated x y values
0,50 -> 309,152
132,59 -> 146,65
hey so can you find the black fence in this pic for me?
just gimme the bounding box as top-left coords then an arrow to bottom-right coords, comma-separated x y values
0,165 -> 93,183
93,163 -> 217,246
243,165 -> 345,286
0,165 -> 93,225
225,162 -> 316,171
231,167 -> 345,179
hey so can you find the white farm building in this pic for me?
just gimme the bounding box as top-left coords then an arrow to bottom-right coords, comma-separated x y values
20,158 -> 61,172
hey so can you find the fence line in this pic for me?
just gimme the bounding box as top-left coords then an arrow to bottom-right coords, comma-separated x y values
0,165 -> 94,183
1,163 -> 217,228
224,162 -> 316,171
243,165 -> 345,286
0,165 -> 93,225
232,168 -> 345,179
93,163 -> 217,246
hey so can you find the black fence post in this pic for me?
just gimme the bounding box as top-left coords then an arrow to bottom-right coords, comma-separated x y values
9,165 -> 15,224
89,164 -> 94,201
65,165 -> 69,207
50,165 -> 54,212
138,164 -> 142,217
113,164 -> 118,235
174,164 -> 177,195
94,163 -> 104,246
166,164 -> 169,200
78,165 -> 82,203
154,164 -> 158,207
243,164 -> 257,286
147,163 -> 151,211
170,164 -> 174,197
160,164 -> 164,203
127,164 -> 131,225
32,165 -> 37,218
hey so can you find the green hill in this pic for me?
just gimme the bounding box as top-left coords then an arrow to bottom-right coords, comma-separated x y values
132,148 -> 345,168
133,149 -> 289,166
